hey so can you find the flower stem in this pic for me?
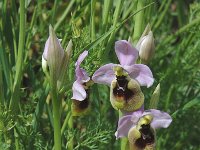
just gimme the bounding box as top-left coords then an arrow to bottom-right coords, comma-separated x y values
51,86 -> 61,150
119,111 -> 129,150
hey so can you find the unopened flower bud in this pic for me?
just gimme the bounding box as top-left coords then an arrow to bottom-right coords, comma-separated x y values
71,93 -> 91,116
65,39 -> 73,58
43,25 -> 65,84
136,24 -> 155,64
149,83 -> 160,109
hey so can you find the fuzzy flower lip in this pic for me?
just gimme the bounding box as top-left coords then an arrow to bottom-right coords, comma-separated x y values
92,40 -> 154,88
71,51 -> 90,101
115,109 -> 172,139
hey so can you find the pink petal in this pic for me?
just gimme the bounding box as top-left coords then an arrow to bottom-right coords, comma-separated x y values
143,109 -> 172,129
75,67 -> 90,82
115,110 -> 143,139
76,50 -> 88,67
43,37 -> 50,60
124,64 -> 154,88
92,63 -> 116,85
71,80 -> 87,101
115,40 -> 138,66
75,51 -> 90,81
115,115 -> 133,139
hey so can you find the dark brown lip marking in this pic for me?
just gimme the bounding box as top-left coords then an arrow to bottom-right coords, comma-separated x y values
73,89 -> 90,110
113,75 -> 134,102
135,124 -> 155,149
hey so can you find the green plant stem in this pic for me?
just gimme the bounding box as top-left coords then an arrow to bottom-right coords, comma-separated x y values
54,0 -> 75,31
132,0 -> 145,43
61,111 -> 71,134
14,128 -> 19,150
104,0 -> 122,60
9,0 -> 25,113
102,0 -> 112,32
52,0 -> 59,25
157,17 -> 200,50
0,66 -> 4,105
0,34 -> 12,91
153,0 -> 172,30
51,86 -> 61,150
90,0 -> 96,41
67,115 -> 73,150
25,6 -> 37,62
119,111 -> 129,150
165,85 -> 174,111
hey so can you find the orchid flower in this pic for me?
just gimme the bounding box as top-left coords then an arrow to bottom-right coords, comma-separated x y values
71,51 -> 93,116
115,109 -> 172,150
92,40 -> 154,88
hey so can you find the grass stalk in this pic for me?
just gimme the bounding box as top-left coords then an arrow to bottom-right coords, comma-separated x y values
9,0 -> 26,113
0,27 -> 12,91
14,128 -> 19,150
90,0 -> 96,41
67,115 -> 73,150
153,0 -> 172,30
52,0 -> 59,25
102,0 -> 112,32
105,0 -> 122,57
157,17 -> 200,50
61,110 -> 71,134
132,0 -> 145,43
0,66 -> 4,105
54,0 -> 75,31
25,6 -> 38,62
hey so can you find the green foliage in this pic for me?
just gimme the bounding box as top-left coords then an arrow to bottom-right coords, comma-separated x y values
0,0 -> 200,149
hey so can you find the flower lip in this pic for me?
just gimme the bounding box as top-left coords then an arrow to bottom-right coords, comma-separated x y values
111,75 -> 144,112
135,124 -> 155,149
71,90 -> 91,116
113,75 -> 134,103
